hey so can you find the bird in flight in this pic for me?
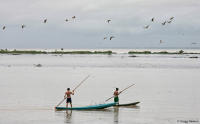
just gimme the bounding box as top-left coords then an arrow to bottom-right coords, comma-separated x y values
151,17 -> 154,22
65,19 -> 69,22
72,16 -> 76,19
2,26 -> 6,30
103,37 -> 107,40
110,36 -> 115,40
21,24 -> 26,29
106,20 -> 111,23
144,25 -> 150,29
167,20 -> 172,23
162,21 -> 166,25
170,17 -> 174,20
44,19 -> 47,23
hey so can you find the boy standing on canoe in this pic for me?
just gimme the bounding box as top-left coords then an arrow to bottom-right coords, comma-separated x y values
64,88 -> 74,108
114,88 -> 121,104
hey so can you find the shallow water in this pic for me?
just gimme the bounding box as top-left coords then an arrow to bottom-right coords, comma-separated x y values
0,52 -> 200,124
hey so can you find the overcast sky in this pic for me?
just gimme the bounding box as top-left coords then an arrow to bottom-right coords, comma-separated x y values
0,0 -> 200,49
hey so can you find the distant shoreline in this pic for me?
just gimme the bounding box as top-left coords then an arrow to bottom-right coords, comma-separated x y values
0,49 -> 113,55
0,49 -> 200,55
128,50 -> 200,54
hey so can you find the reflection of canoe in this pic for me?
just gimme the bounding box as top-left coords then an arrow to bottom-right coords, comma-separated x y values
115,102 -> 140,107
55,102 -> 116,110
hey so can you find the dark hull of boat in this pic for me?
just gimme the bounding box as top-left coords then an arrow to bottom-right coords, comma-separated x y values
115,102 -> 140,106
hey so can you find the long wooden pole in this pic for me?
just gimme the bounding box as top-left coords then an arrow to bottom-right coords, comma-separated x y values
55,75 -> 90,107
73,75 -> 90,91
105,84 -> 135,102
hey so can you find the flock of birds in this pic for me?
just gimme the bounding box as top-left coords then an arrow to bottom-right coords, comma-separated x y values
1,16 -> 116,41
143,16 -> 175,44
144,16 -> 174,29
1,16 -> 76,30
103,19 -> 115,40
2,16 -> 192,45
1,15 -> 199,48
103,17 -> 175,43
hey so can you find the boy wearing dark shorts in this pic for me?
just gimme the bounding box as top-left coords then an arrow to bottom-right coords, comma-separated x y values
64,88 -> 74,108
114,88 -> 121,104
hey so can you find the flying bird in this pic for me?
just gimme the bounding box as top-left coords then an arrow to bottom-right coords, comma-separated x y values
106,19 -> 111,23
72,16 -> 76,19
110,36 -> 115,40
65,19 -> 69,22
162,21 -> 166,25
151,17 -> 154,22
167,20 -> 172,23
21,24 -> 26,29
103,37 -> 107,40
2,26 -> 6,30
144,25 -> 150,29
44,19 -> 47,23
170,17 -> 174,20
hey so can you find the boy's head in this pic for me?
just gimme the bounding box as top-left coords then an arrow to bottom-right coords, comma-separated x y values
67,88 -> 70,91
116,88 -> 119,91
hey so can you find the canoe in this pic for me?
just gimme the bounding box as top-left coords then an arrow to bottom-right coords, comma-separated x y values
115,102 -> 140,107
55,102 -> 116,110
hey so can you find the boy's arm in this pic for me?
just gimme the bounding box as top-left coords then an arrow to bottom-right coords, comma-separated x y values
72,90 -> 74,95
64,92 -> 67,98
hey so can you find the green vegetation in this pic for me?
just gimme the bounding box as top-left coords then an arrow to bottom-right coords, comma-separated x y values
178,50 -> 184,54
51,50 -> 113,54
0,49 -> 113,55
128,51 -> 151,54
0,49 -> 47,54
0,49 -> 199,55
153,51 -> 170,54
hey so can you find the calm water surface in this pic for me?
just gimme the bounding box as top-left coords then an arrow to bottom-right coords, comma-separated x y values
0,52 -> 200,124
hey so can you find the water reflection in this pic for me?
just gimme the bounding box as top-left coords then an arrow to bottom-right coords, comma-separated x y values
65,110 -> 72,123
113,107 -> 119,124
